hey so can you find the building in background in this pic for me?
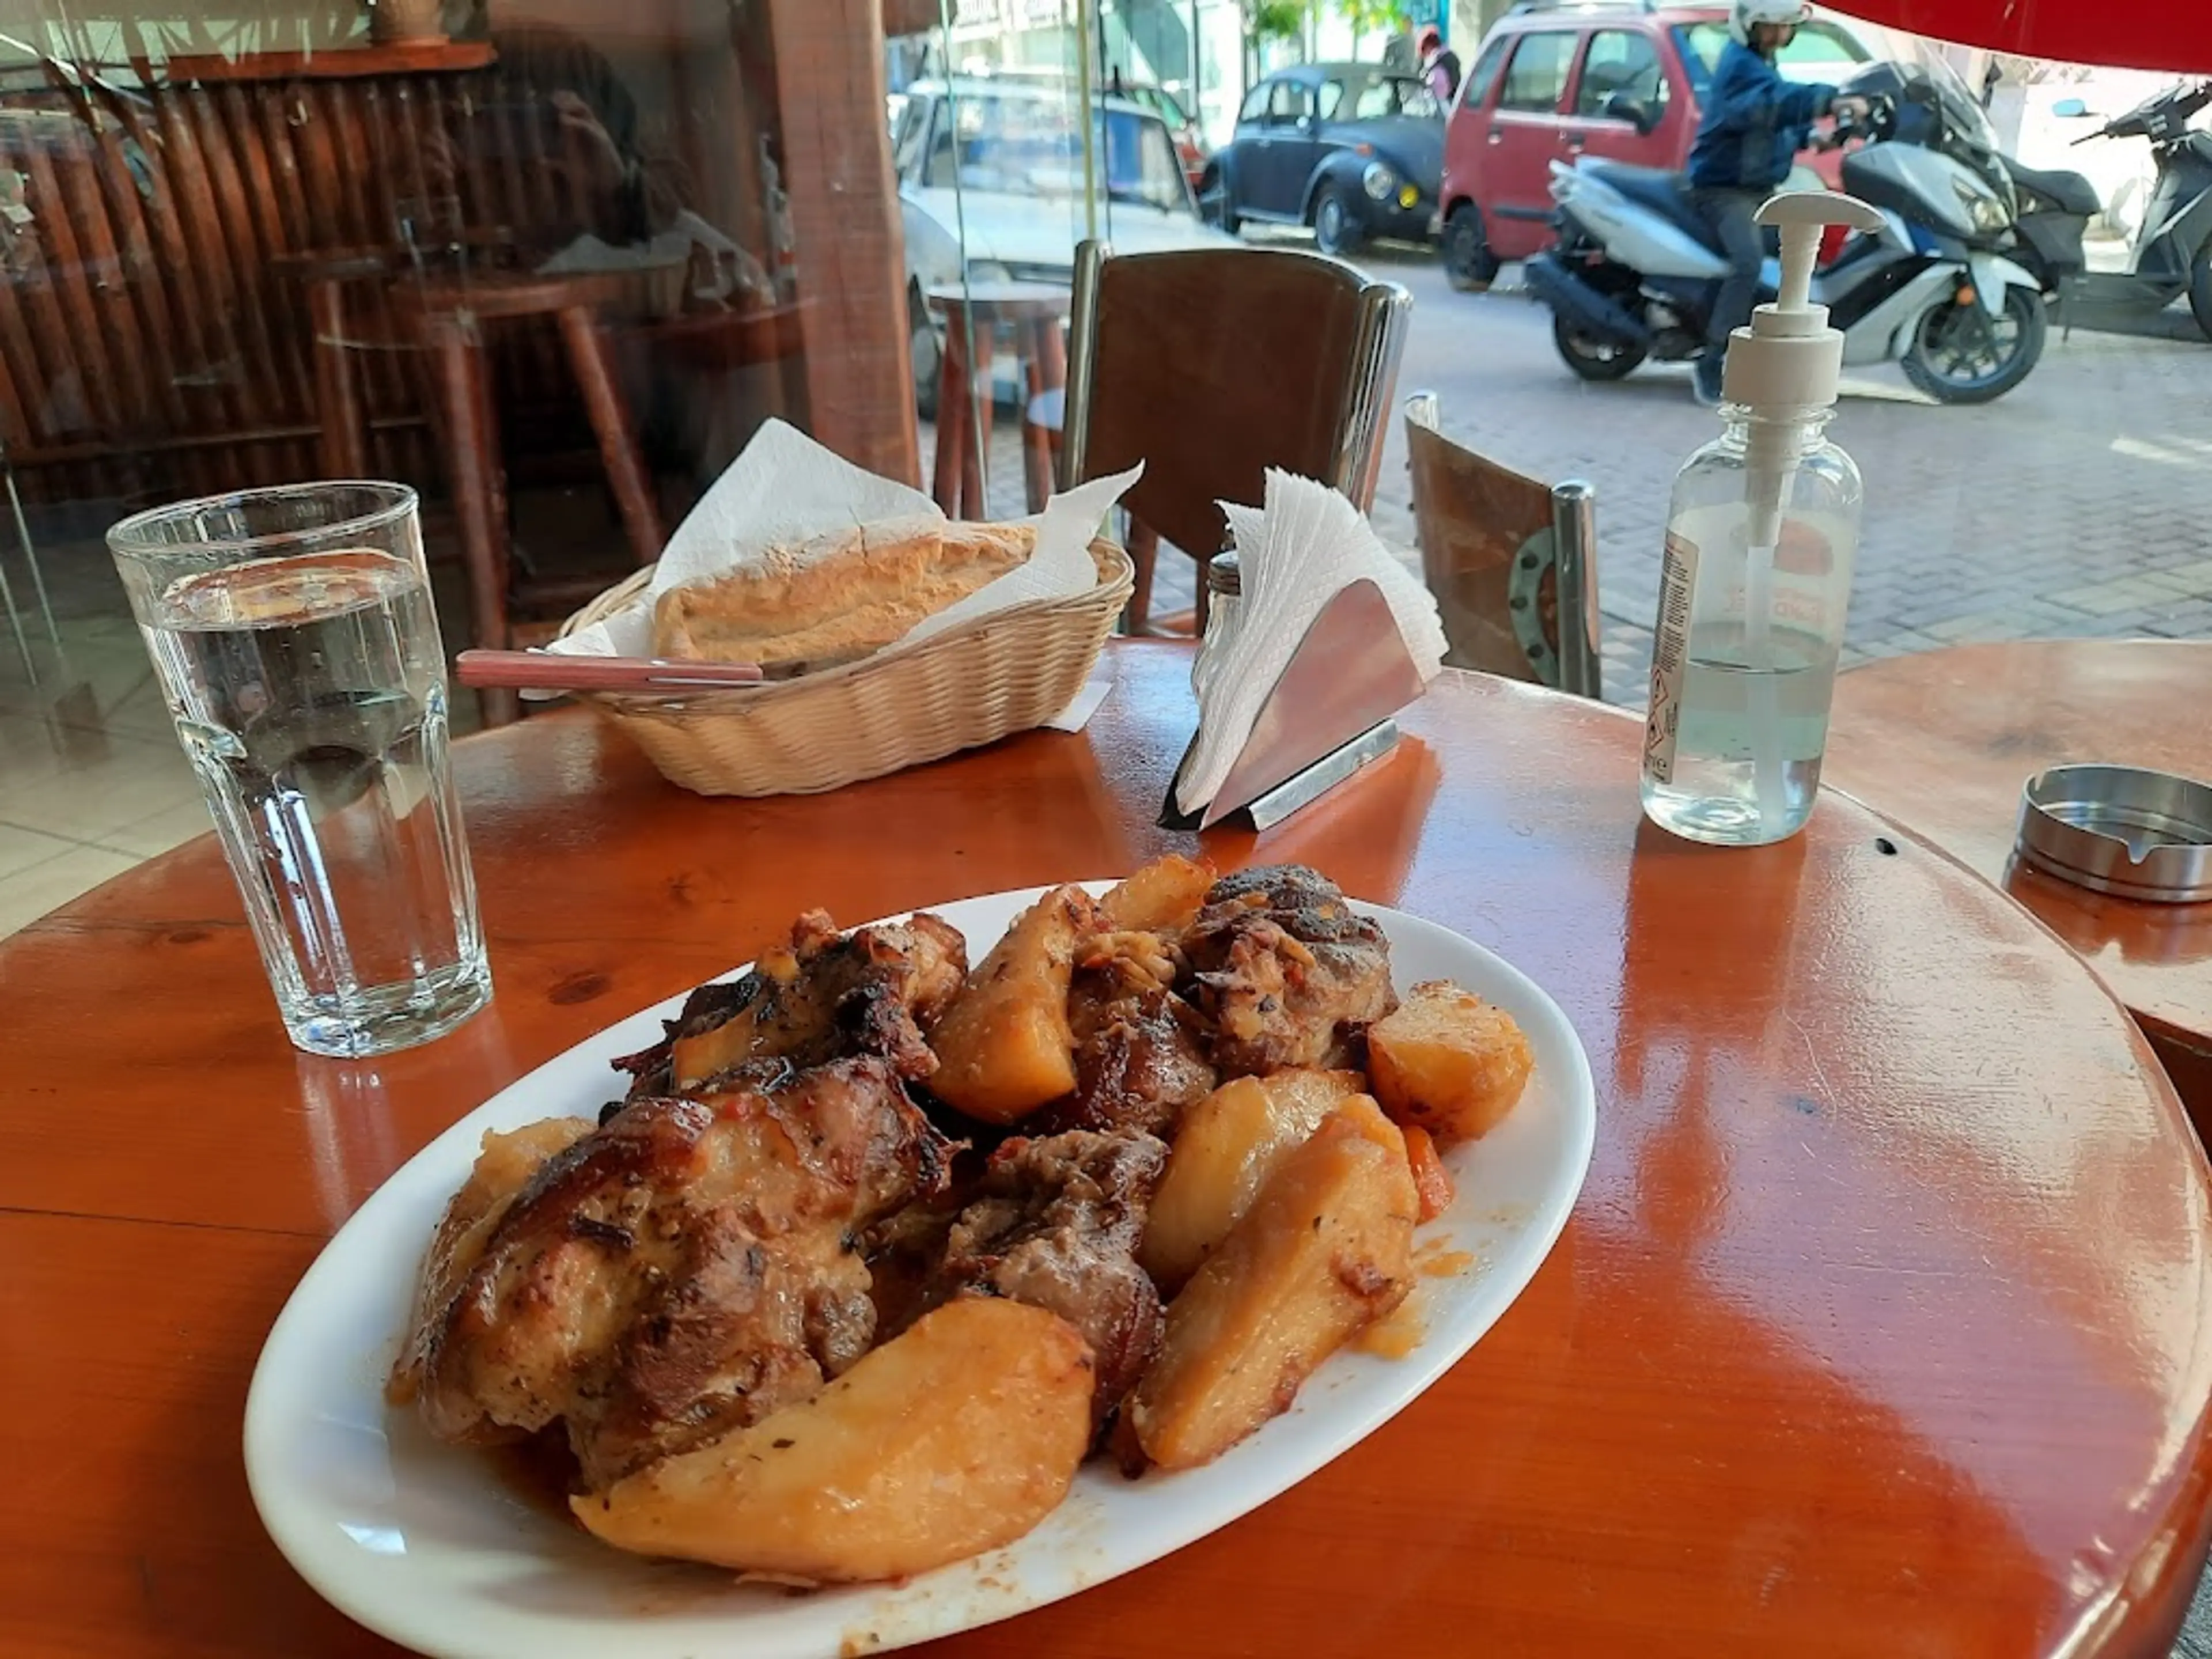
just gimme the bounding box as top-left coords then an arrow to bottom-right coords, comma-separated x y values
889,2 -> 1453,150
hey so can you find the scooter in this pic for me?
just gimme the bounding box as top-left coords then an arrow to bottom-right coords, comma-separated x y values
1524,63 -> 2048,404
2008,80 -> 2212,339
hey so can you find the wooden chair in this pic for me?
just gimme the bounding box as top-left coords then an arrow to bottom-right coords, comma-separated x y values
1404,392 -> 1601,697
1056,240 -> 1410,635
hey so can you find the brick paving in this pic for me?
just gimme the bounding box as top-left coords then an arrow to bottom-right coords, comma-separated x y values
1363,249 -> 2212,705
935,243 -> 2212,710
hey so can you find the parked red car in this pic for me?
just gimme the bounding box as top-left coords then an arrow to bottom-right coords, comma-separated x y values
1439,1 -> 1872,288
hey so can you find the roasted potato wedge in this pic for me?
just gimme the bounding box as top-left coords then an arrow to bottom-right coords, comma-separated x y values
1368,980 -> 1533,1145
1128,1099 -> 1418,1471
1141,1068 -> 1368,1290
929,886 -> 1094,1122
574,1297 -> 1095,1581
1099,854 -> 1216,933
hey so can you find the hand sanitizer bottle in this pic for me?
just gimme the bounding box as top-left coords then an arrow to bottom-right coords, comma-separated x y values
1641,190 -> 1887,846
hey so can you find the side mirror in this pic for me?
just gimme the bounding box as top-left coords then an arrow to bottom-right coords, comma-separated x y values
1298,112 -> 1319,134
1602,92 -> 1655,134
2051,97 -> 2089,118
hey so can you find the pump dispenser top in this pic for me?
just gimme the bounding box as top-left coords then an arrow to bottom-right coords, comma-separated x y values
1726,191 -> 1885,548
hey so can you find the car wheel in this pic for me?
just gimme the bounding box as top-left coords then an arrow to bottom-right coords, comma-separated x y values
1444,204 -> 1500,293
1313,185 -> 1364,256
1900,283 -> 2047,404
909,284 -> 941,421
1551,314 -> 1645,381
2190,234 -> 2212,342
1200,165 -> 1241,234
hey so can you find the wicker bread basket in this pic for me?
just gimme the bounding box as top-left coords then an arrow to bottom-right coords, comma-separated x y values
555,537 -> 1134,797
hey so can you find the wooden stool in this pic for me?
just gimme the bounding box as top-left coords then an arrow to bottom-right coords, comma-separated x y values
392,271 -> 665,725
277,250 -> 392,478
926,281 -> 1068,518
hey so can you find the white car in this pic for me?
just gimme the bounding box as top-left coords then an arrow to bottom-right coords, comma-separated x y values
893,77 -> 1237,411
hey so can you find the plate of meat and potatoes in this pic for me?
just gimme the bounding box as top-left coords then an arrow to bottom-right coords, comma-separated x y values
245,862 -> 1596,1659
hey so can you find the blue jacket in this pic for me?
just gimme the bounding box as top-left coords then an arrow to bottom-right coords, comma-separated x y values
1687,40 -> 1835,190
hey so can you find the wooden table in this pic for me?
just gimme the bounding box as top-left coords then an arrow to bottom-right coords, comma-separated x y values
7,643 -> 2212,1657
1825,638 -> 2212,1127
927,281 -> 1069,518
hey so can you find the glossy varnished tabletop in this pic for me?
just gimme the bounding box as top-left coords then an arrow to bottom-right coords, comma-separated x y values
7,642 -> 2212,1658
1825,639 -> 2212,1113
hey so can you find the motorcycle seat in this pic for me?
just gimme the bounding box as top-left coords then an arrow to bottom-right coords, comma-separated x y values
2003,159 -> 2099,218
1582,161 -> 1721,250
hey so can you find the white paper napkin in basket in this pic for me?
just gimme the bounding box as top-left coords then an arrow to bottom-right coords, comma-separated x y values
546,419 -> 1142,724
1175,470 -> 1446,817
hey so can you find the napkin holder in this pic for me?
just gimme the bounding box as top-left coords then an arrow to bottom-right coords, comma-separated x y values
1163,578 -> 1429,832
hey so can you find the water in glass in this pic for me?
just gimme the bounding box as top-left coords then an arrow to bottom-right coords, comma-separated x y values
113,487 -> 490,1056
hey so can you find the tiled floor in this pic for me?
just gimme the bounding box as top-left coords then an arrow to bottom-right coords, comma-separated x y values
0,607 -> 216,935
0,507 -> 488,940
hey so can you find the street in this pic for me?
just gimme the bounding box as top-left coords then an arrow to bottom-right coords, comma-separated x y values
1359,241 -> 2212,704
930,237 -> 2212,708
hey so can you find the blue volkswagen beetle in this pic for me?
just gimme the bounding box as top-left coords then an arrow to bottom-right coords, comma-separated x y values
1200,62 -> 1445,255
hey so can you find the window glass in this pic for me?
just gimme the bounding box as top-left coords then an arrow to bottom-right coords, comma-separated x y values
893,97 -> 932,180
922,93 -> 1184,214
1461,35 -> 1513,112
1319,79 -> 1346,121
1239,82 -> 1271,124
1100,108 -> 1192,214
1673,20 -> 1869,94
1268,79 -> 1313,123
1498,32 -> 1577,112
1575,31 -> 1667,118
1354,76 -> 1442,120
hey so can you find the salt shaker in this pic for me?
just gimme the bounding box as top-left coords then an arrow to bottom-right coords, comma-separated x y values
1192,548 -> 1243,698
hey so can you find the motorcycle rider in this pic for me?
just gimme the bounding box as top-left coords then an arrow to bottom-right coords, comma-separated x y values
1687,0 -> 1863,402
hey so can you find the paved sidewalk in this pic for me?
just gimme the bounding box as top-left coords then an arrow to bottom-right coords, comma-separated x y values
1366,253 -> 2212,705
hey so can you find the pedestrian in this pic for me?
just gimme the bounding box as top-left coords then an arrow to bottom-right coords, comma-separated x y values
1418,25 -> 1460,105
1685,0 -> 1865,404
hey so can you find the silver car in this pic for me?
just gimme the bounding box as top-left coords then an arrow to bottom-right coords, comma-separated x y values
893,77 -> 1237,412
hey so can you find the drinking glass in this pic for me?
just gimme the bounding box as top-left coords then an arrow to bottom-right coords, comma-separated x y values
108,483 -> 492,1057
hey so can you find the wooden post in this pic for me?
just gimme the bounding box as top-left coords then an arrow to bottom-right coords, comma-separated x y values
763,0 -> 919,486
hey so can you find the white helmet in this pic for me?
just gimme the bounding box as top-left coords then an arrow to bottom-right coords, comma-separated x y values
1730,0 -> 1810,44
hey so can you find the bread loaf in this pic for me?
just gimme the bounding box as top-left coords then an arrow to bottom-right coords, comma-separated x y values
652,518 -> 1035,670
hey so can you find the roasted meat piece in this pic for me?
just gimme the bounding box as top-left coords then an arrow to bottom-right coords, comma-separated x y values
1020,929 -> 1217,1139
933,1128 -> 1170,1422
400,1057 -> 955,1491
1180,865 -> 1396,1076
618,910 -> 967,1097
387,1116 -> 599,1408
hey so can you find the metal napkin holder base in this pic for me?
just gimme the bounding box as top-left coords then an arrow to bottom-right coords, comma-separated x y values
1161,578 -> 1430,834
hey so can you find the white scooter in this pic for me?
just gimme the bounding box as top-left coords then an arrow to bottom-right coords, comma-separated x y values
1523,64 -> 2048,404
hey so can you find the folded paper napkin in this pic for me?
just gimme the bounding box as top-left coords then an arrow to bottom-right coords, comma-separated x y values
547,419 -> 1143,714
1175,470 -> 1448,817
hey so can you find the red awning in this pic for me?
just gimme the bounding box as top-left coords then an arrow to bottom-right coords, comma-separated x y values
1838,2 -> 2212,74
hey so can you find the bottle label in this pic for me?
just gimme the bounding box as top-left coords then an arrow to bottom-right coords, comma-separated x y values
1644,531 -> 1698,785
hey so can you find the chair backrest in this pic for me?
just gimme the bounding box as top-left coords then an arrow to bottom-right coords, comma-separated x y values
1059,240 -> 1409,561
1404,392 -> 1601,697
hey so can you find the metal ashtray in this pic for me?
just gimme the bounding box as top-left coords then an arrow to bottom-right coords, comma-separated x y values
2015,764 -> 2212,904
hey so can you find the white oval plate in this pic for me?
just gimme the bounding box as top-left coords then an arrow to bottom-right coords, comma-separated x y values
246,883 -> 1595,1659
